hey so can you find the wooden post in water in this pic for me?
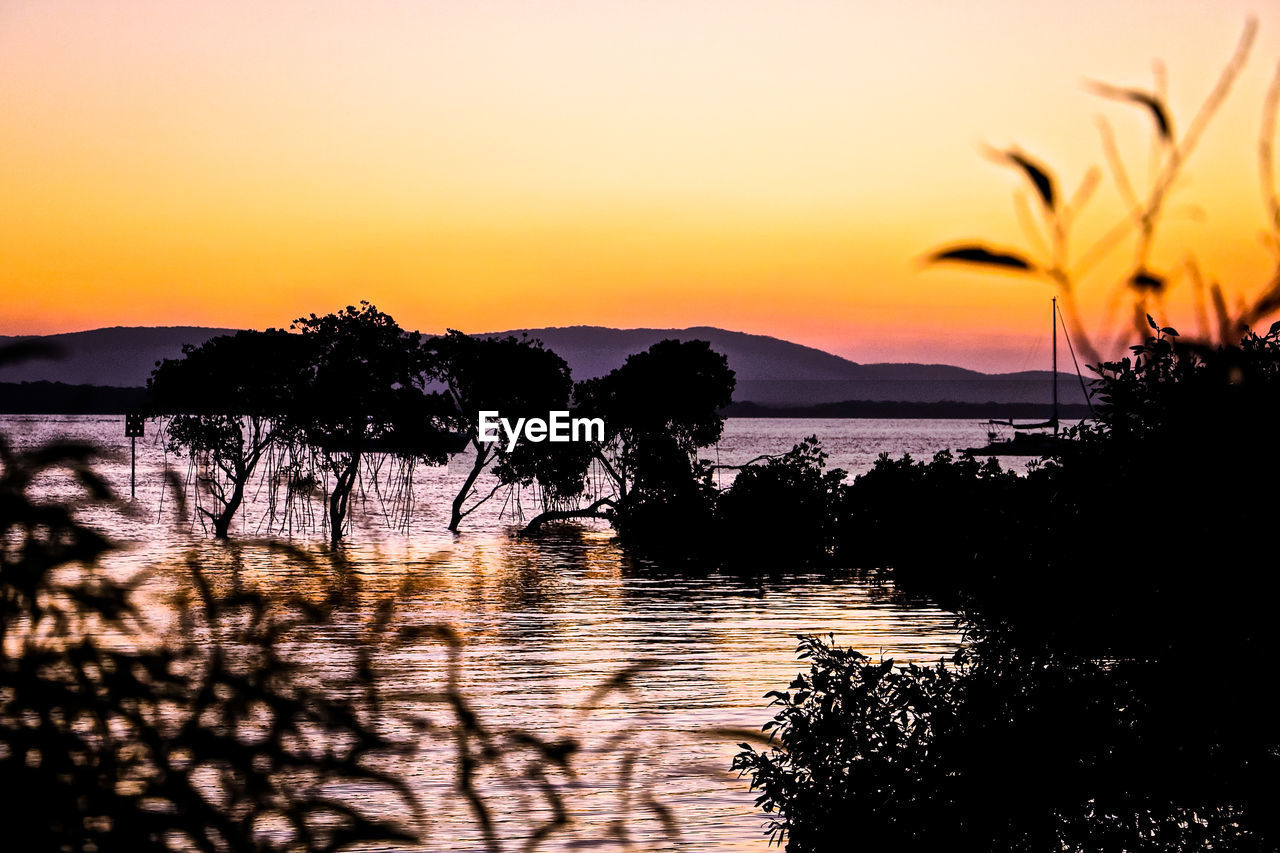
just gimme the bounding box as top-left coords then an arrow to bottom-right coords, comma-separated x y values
124,413 -> 145,499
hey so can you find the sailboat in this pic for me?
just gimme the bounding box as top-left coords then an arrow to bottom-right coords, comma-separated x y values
963,297 -> 1072,457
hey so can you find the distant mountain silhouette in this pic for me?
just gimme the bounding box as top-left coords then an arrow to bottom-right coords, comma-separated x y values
487,326 -> 1087,405
0,327 -> 240,388
0,325 -> 1088,406
483,325 -> 874,381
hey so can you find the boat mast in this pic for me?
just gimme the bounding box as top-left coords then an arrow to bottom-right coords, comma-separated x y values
1051,297 -> 1059,435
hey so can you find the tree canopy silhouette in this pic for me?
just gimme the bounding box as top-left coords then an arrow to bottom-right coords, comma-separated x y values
424,331 -> 579,532
288,303 -> 455,545
149,328 -> 308,538
520,339 -> 735,551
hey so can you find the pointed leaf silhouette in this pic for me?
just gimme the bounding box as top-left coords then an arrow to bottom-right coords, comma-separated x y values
1086,81 -> 1174,141
928,244 -> 1036,272
1269,320 -> 1280,336
1130,270 -> 1165,292
1003,149 -> 1057,210
1147,313 -> 1160,330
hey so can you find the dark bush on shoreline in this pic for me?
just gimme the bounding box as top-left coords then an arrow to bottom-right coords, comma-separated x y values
611,457 -> 720,560
834,449 -> 1029,581
714,437 -> 846,567
862,327 -> 1280,659
736,633 -> 1280,853
714,327 -> 1280,659
734,328 -> 1280,851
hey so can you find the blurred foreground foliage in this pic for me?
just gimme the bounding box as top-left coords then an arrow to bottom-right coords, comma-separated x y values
0,436 -> 418,851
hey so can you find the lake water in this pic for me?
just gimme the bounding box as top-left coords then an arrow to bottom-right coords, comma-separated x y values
3,416 -> 984,851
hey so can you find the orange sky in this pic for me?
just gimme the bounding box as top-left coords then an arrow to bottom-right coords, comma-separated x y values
2,1 -> 1279,371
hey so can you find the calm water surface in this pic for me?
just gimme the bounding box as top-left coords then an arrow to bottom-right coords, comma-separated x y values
4,416 -> 988,851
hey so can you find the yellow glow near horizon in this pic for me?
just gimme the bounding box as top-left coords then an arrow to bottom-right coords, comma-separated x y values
2,1 -> 1279,370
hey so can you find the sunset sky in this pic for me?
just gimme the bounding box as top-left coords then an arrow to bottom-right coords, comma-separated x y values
3,1 -> 1279,371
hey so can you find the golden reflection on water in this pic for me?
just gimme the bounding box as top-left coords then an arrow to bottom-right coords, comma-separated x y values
117,533 -> 962,851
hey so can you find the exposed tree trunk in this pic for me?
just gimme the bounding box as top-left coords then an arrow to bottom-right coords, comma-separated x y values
519,497 -> 616,535
212,475 -> 245,539
202,416 -> 271,540
328,450 -> 361,546
448,442 -> 490,533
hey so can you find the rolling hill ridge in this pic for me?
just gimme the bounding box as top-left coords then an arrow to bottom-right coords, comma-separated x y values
0,325 -> 1088,406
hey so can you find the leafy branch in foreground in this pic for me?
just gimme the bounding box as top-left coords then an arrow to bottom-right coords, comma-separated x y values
926,18 -> 1279,360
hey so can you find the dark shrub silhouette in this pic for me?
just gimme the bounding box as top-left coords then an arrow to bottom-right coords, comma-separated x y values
837,323 -> 1280,659
736,634 -> 1278,853
715,437 -> 846,567
834,448 -> 1041,610
736,323 -> 1280,851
